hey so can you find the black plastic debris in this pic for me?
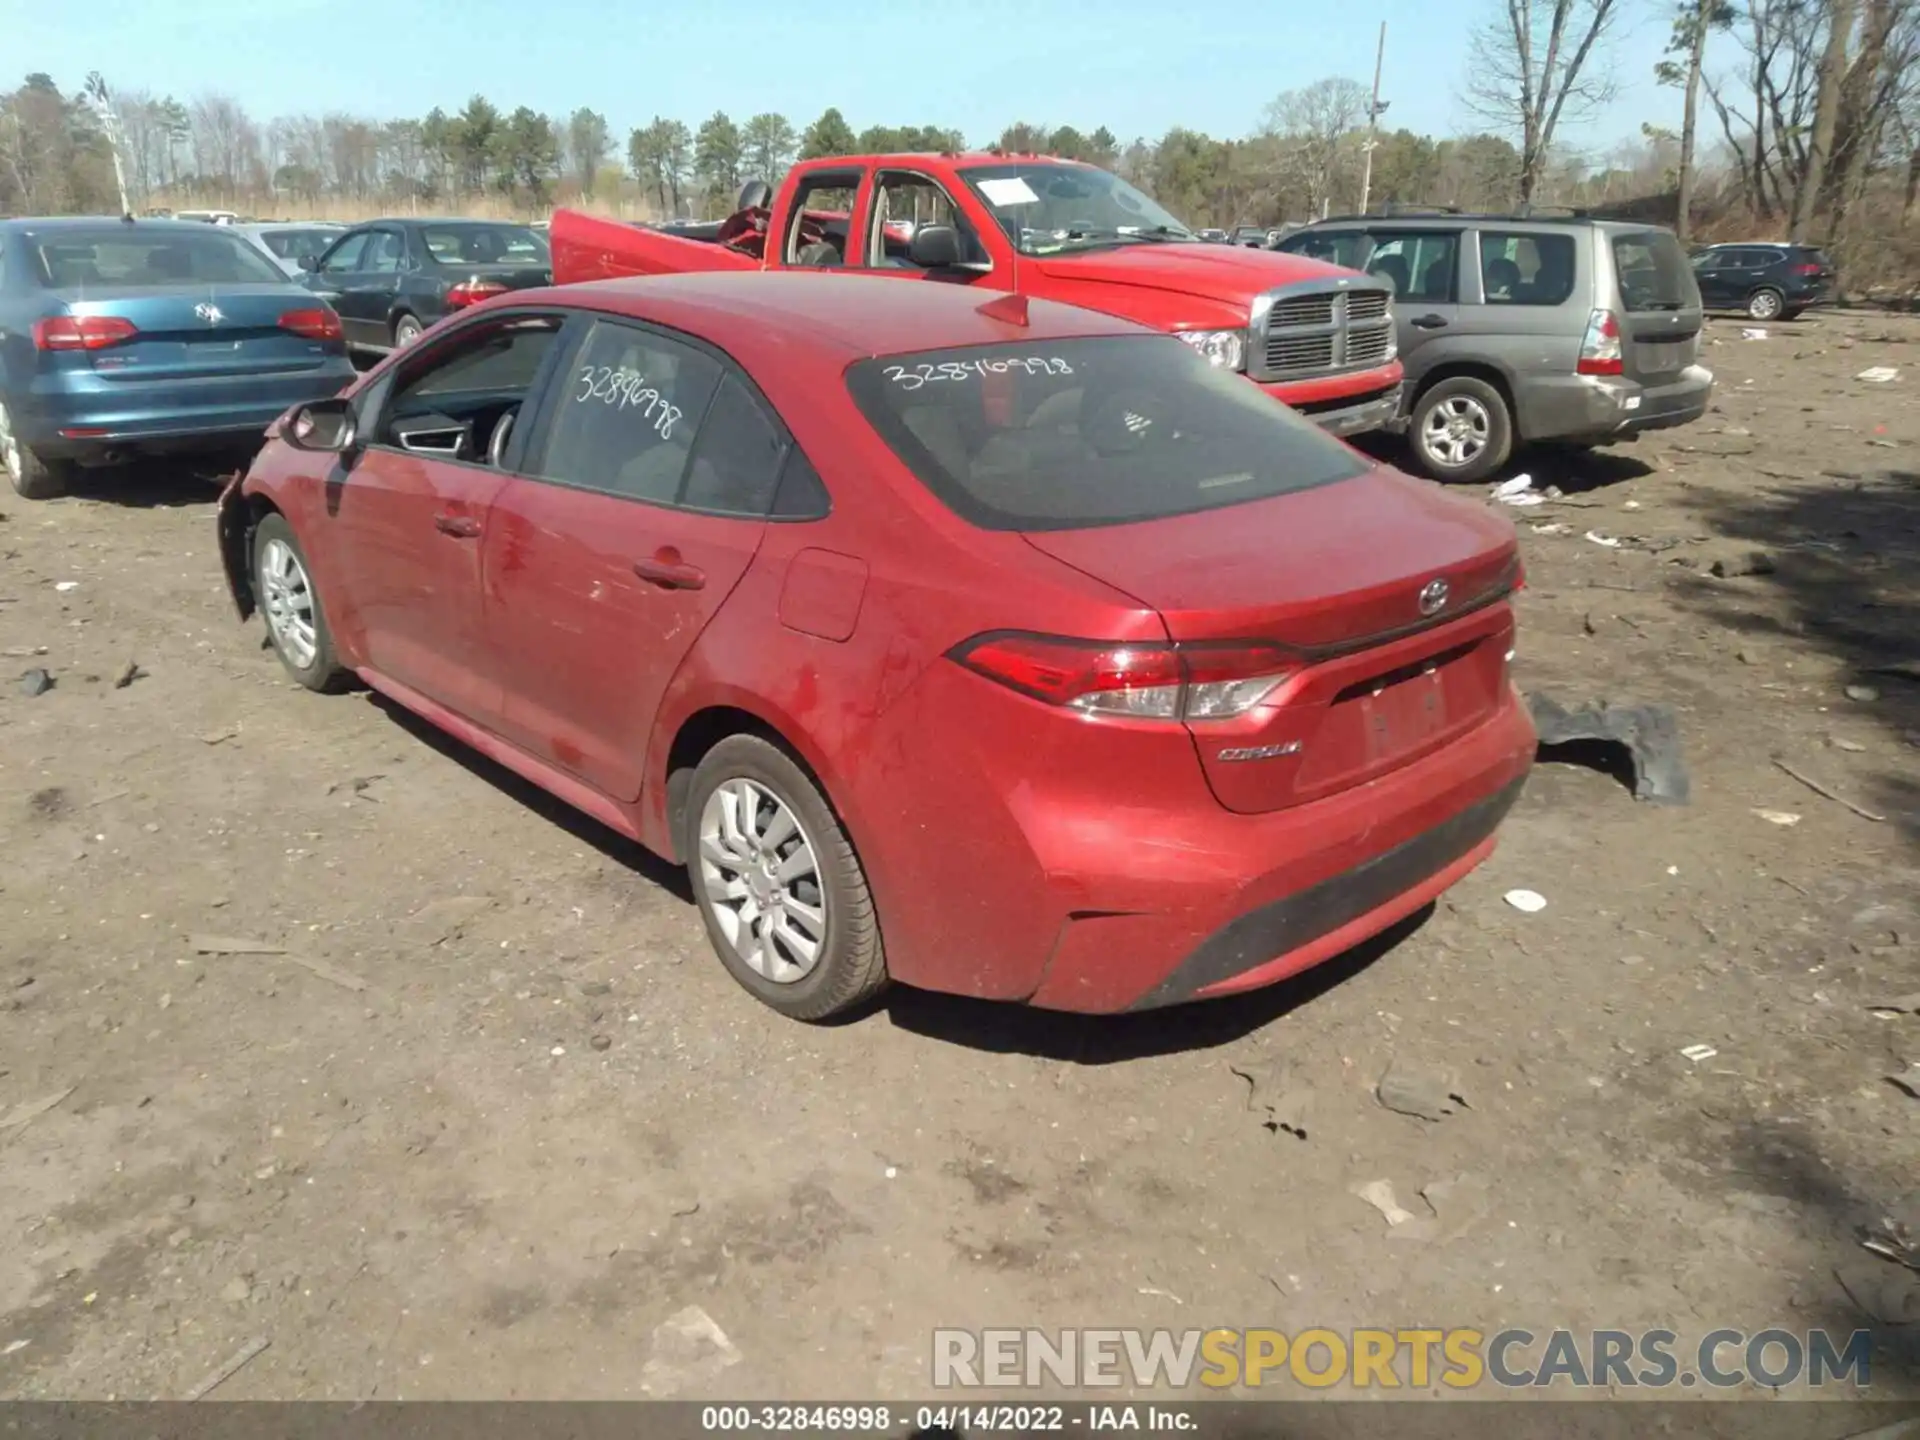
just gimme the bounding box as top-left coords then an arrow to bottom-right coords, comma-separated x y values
1527,694 -> 1691,805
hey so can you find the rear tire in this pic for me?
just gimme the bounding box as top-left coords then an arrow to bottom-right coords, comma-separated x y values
682,735 -> 888,1021
1746,287 -> 1784,321
252,513 -> 348,692
0,402 -> 72,500
1407,376 -> 1513,483
392,314 -> 424,348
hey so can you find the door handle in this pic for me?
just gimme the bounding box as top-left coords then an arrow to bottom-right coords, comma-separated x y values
633,552 -> 706,590
1411,313 -> 1449,329
434,513 -> 481,538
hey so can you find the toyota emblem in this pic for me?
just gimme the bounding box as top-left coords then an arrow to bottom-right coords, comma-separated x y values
1418,578 -> 1450,616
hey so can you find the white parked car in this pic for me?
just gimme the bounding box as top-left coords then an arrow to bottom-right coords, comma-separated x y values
233,222 -> 347,277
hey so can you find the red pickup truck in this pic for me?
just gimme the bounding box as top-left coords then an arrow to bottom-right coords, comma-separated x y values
550,153 -> 1404,437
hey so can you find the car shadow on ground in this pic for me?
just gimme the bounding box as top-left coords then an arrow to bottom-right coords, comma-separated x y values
1673,466 -> 1920,846
1352,433 -> 1654,497
363,691 -> 695,902
880,906 -> 1429,1062
61,455 -> 247,509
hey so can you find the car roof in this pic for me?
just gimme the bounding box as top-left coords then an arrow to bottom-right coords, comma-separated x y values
1309,212 -> 1662,234
519,271 -> 1147,362
350,217 -> 538,228
3,216 -> 246,233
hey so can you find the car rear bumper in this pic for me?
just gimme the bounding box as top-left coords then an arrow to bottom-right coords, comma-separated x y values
14,363 -> 356,459
1015,685 -> 1537,1013
1520,365 -> 1714,444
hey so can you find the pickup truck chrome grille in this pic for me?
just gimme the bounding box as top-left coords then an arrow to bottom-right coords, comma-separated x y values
1250,279 -> 1396,384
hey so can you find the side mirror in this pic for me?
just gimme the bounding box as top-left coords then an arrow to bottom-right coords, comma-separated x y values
908,225 -> 963,268
282,398 -> 357,453
298,253 -> 319,271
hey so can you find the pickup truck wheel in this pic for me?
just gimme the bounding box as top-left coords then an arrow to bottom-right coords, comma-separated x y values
0,402 -> 72,500
1408,377 -> 1512,483
683,735 -> 888,1022
253,513 -> 348,692
1745,287 -> 1784,321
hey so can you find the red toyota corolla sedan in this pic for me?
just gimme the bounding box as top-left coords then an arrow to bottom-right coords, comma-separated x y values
218,272 -> 1535,1021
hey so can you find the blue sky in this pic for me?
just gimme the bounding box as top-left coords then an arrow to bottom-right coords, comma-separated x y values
6,0 -> 1672,157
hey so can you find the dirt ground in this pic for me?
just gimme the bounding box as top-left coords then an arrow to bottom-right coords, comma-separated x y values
2,313 -> 1918,1406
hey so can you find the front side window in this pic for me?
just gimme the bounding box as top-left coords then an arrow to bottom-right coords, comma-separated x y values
363,230 -> 407,274
32,227 -> 287,287
372,315 -> 563,462
959,162 -> 1195,257
866,172 -> 990,268
533,319 -> 723,503
1277,228 -> 1371,271
1479,231 -> 1576,306
846,336 -> 1370,532
319,232 -> 370,275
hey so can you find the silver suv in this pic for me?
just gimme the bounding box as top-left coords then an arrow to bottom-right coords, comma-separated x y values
1277,211 -> 1713,481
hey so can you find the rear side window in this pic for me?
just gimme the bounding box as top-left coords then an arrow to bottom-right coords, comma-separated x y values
533,319 -> 722,504
1479,232 -> 1576,306
680,375 -> 788,516
32,227 -> 286,288
1611,229 -> 1695,312
1278,229 -> 1370,270
1366,232 -> 1459,302
845,336 -> 1370,532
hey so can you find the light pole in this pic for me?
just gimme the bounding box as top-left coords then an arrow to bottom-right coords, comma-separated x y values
1357,23 -> 1390,215
82,73 -> 133,219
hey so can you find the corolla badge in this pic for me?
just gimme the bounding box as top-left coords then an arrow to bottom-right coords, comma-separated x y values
1418,578 -> 1450,616
194,302 -> 225,326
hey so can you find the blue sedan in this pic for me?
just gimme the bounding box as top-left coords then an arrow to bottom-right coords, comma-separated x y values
0,217 -> 357,499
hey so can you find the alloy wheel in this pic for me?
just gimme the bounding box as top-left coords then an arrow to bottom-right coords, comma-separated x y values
697,778 -> 828,984
1421,395 -> 1492,469
259,537 -> 319,670
0,401 -> 22,483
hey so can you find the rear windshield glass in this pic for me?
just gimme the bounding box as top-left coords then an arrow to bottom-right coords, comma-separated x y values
419,224 -> 549,265
33,227 -> 286,288
1611,230 -> 1695,312
845,336 -> 1371,532
258,228 -> 339,262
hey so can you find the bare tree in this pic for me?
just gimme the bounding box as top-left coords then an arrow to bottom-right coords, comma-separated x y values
1657,0 -> 1737,240
1791,0 -> 1860,237
1463,0 -> 1621,202
1261,77 -> 1370,216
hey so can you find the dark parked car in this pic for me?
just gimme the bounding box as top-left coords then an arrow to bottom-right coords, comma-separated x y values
1688,242 -> 1833,321
300,219 -> 552,353
217,273 -> 1533,1020
0,217 -> 355,499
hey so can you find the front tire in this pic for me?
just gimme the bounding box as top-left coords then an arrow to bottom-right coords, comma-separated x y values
1408,376 -> 1513,483
252,513 -> 347,692
1746,287 -> 1784,321
682,735 -> 887,1021
0,402 -> 72,500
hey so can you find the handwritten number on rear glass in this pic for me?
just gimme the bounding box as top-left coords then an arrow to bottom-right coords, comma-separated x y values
883,357 -> 1074,391
575,363 -> 684,440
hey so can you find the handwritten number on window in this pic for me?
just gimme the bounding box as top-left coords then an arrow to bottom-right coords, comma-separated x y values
883,357 -> 1073,391
574,363 -> 684,440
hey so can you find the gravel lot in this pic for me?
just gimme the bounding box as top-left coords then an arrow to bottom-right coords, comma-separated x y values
2,312 -> 1917,1402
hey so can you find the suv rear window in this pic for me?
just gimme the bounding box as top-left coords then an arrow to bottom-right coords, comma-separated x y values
1611,230 -> 1695,312
845,336 -> 1370,532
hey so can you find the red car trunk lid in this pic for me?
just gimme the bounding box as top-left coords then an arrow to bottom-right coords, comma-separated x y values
1021,467 -> 1521,814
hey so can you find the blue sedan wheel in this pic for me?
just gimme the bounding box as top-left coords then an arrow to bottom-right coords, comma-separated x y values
0,401 -> 71,500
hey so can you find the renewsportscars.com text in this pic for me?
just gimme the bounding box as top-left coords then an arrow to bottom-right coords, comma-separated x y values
932,1326 -> 1875,1390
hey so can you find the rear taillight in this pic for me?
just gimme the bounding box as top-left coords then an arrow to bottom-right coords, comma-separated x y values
1792,261 -> 1821,276
445,278 -> 508,309
279,306 -> 343,341
1576,308 -> 1623,376
33,315 -> 138,351
950,633 -> 1298,721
